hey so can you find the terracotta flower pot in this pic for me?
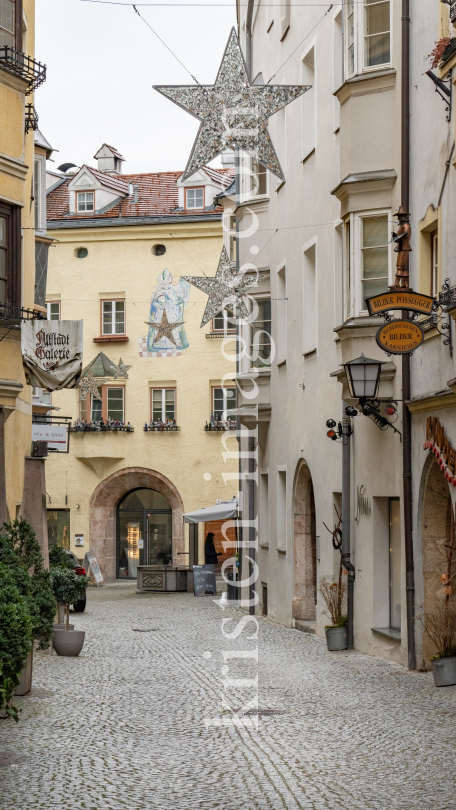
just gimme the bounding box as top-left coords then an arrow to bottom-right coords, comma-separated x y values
325,626 -> 348,651
53,629 -> 85,657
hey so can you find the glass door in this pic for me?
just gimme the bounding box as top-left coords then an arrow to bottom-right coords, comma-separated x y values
146,512 -> 173,566
118,511 -> 145,578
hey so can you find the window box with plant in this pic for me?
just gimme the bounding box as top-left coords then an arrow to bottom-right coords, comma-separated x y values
145,388 -> 179,430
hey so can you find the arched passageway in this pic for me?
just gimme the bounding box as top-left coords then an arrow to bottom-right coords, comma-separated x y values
292,460 -> 317,622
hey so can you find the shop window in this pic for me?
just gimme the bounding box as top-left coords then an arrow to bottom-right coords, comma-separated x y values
0,202 -> 20,306
212,387 -> 236,420
46,301 -> 60,320
77,192 -> 94,213
186,188 -> 204,209
250,298 -> 272,369
117,489 -> 172,578
47,509 -> 70,550
345,0 -> 391,78
152,388 -> 175,422
102,299 -> 125,335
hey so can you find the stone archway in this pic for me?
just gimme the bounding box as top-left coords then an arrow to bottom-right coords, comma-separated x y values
292,459 -> 317,622
90,467 -> 185,581
420,457 -> 452,661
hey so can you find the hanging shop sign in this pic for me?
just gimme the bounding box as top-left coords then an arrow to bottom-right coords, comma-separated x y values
424,416 -> 456,485
367,290 -> 434,317
32,419 -> 70,453
22,319 -> 83,391
376,319 -> 424,355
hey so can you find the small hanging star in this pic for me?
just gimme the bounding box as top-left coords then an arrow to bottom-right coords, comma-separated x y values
79,369 -> 102,401
113,358 -> 132,380
145,309 -> 185,347
182,246 -> 257,327
154,27 -> 310,181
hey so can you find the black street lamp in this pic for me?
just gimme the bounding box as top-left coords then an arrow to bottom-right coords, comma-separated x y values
343,354 -> 385,402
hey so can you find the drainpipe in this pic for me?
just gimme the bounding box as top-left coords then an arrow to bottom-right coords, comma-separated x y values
401,0 -> 416,670
246,0 -> 254,79
341,403 -> 355,648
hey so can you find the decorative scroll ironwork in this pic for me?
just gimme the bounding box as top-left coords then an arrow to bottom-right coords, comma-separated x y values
0,47 -> 46,94
25,103 -> 39,133
0,302 -> 45,323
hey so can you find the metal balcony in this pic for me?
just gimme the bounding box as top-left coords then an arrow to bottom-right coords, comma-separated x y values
25,103 -> 39,133
0,302 -> 45,324
0,47 -> 46,94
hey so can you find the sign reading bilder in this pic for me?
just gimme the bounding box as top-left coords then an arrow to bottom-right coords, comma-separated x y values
376,319 -> 424,355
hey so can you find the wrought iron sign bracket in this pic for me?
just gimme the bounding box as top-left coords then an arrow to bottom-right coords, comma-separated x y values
426,69 -> 452,122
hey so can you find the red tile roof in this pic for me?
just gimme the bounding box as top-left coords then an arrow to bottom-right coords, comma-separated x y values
46,167 -> 234,222
77,165 -> 130,194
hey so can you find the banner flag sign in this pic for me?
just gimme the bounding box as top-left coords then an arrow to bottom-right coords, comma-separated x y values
22,320 -> 83,390
366,290 -> 434,317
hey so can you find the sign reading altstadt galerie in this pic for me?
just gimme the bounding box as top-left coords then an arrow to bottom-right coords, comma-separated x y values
376,319 -> 424,355
22,319 -> 83,391
366,290 -> 435,317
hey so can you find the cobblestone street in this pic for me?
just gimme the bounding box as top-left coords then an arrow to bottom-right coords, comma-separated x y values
1,584 -> 456,810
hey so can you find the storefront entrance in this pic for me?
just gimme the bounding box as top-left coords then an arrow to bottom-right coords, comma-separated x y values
117,488 -> 172,579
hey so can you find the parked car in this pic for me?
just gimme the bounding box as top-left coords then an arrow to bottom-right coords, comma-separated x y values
63,549 -> 87,612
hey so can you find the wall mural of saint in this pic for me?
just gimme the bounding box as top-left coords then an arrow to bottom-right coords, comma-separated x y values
138,270 -> 191,358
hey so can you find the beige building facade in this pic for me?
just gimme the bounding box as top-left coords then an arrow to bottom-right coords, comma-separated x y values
232,0 -> 407,663
0,0 -> 51,555
45,148 -> 238,580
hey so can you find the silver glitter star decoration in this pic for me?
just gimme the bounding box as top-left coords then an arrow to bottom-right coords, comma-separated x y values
79,369 -> 102,401
113,358 -> 132,379
183,246 -> 257,327
154,27 -> 310,181
145,310 -> 185,347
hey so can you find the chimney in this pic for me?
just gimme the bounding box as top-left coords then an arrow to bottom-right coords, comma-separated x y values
93,144 -> 125,175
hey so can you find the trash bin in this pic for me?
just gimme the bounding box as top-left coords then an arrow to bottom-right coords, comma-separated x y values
226,569 -> 237,604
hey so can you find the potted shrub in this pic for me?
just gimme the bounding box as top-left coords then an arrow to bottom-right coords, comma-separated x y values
319,575 -> 348,650
50,567 -> 89,656
0,519 -> 56,700
0,563 -> 32,721
49,546 -> 77,627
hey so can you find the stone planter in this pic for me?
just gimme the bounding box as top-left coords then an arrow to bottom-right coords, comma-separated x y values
325,626 -> 348,651
53,629 -> 85,657
137,566 -> 187,593
14,649 -> 33,696
431,655 -> 456,687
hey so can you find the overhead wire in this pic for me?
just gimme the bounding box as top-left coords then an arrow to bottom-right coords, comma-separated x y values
131,4 -> 202,84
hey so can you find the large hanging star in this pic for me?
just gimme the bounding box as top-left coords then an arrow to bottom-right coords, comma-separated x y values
113,358 -> 132,380
79,369 -> 102,401
145,309 -> 185,347
182,246 -> 256,327
154,28 -> 310,181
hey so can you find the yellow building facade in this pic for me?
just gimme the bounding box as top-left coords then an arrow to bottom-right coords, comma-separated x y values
0,0 -> 49,548
45,153 -> 238,581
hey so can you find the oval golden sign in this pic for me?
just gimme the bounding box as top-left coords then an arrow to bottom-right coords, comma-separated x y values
376,319 -> 424,355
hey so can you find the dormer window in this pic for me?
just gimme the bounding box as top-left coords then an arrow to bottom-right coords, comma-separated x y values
77,192 -> 94,213
186,188 -> 204,210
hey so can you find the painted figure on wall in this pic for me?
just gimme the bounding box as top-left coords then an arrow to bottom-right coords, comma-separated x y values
139,270 -> 191,358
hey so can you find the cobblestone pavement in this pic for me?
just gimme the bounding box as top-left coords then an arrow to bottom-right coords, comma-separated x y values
1,584 -> 456,810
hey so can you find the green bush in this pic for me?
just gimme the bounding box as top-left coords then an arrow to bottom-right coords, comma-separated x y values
0,519 -> 58,721
49,567 -> 89,629
48,545 -> 75,571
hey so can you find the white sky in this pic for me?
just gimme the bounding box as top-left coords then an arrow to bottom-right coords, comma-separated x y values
35,0 -> 237,174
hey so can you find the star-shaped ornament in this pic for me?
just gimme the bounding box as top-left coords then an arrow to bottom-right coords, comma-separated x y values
79,369 -> 103,401
145,309 -> 185,347
113,358 -> 132,380
154,27 -> 310,181
183,246 -> 256,327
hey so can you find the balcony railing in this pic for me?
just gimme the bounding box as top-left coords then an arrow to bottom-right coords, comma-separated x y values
70,420 -> 134,433
0,302 -> 45,323
25,103 -> 39,134
0,47 -> 46,94
144,421 -> 179,432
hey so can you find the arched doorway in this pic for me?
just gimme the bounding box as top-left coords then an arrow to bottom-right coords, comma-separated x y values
117,489 -> 172,579
421,457 -> 452,662
292,460 -> 317,622
90,467 -> 184,581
